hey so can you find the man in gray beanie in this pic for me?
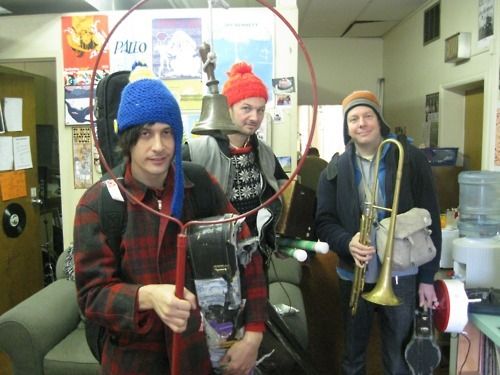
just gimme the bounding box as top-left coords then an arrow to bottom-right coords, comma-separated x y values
315,90 -> 441,374
73,64 -> 267,375
341,90 -> 390,146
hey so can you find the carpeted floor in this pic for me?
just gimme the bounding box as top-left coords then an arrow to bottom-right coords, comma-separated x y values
0,353 -> 12,375
0,251 -> 450,375
300,252 -> 450,375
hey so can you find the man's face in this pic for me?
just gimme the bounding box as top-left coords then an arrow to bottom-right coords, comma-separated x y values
229,97 -> 267,136
347,105 -> 382,147
130,123 -> 175,188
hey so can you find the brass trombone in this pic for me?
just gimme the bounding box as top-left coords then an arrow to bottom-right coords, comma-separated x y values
349,138 -> 404,315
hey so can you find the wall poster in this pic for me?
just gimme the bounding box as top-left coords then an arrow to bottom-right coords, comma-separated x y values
72,127 -> 93,189
478,0 -> 494,49
424,93 -> 439,148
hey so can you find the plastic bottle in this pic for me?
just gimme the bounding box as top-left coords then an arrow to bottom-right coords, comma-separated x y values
457,171 -> 500,237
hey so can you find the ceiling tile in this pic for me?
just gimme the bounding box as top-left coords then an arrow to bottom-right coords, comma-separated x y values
0,0 -> 425,38
359,0 -> 426,20
343,20 -> 399,38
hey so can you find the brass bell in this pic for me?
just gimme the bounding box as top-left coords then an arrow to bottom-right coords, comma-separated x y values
192,42 -> 239,135
191,81 -> 238,135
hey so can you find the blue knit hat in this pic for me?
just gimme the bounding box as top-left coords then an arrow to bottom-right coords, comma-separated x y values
117,65 -> 184,218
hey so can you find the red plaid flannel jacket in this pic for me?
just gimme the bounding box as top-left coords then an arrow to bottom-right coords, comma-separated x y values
74,162 -> 267,374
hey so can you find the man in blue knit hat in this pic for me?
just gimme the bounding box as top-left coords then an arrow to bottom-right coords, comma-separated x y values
73,65 -> 268,375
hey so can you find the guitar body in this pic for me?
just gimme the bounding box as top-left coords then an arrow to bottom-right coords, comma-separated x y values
405,309 -> 441,375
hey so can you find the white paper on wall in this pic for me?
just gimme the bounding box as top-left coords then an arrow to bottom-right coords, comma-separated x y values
4,97 -> 23,132
0,136 -> 14,171
13,136 -> 33,170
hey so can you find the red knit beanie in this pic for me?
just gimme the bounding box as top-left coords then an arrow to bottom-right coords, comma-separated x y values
222,62 -> 268,107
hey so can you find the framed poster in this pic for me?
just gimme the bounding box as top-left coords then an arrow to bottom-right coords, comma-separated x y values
72,127 -> 93,189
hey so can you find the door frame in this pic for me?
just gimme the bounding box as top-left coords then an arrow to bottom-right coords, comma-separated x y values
441,75 -> 485,169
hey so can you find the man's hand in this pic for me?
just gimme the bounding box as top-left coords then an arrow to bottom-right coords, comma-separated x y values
219,331 -> 262,375
138,284 -> 197,332
418,282 -> 438,310
349,232 -> 376,267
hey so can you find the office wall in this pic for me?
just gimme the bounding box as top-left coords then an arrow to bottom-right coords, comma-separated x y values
0,6 -> 299,248
298,37 -> 384,105
297,0 -> 500,169
4,2 -> 496,246
382,0 -> 500,169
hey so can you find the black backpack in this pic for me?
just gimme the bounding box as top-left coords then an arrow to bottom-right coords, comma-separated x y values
94,70 -> 130,171
84,162 -> 214,363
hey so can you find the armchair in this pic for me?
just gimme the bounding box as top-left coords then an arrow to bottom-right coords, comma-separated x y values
0,250 -> 308,375
268,255 -> 308,348
0,248 -> 100,375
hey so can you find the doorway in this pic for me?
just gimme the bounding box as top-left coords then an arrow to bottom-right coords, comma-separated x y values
442,79 -> 485,170
464,88 -> 484,170
0,60 -> 62,284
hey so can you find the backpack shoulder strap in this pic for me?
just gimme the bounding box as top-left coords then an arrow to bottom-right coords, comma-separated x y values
182,161 -> 215,218
98,164 -> 127,254
98,162 -> 218,248
325,152 -> 340,180
86,164 -> 127,364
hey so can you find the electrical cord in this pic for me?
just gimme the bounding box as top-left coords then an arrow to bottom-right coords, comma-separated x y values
457,331 -> 471,374
268,255 -> 294,315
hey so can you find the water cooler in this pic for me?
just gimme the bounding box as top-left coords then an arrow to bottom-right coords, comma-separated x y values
440,226 -> 458,268
453,171 -> 500,288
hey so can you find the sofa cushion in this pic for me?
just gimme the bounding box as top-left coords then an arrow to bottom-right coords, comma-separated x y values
44,324 -> 100,375
267,256 -> 302,285
269,282 -> 308,348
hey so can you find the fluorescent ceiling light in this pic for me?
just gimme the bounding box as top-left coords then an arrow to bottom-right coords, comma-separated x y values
84,0 -> 121,11
0,5 -> 12,15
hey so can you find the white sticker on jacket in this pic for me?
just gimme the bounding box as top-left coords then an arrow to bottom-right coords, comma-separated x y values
104,179 -> 124,202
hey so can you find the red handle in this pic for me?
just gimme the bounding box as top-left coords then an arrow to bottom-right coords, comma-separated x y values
171,233 -> 187,375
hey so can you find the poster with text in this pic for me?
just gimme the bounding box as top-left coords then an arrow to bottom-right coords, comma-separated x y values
72,127 -> 93,189
212,9 -> 274,102
108,12 -> 153,71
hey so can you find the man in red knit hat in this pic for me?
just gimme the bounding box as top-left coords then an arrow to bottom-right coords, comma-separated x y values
184,61 -> 288,263
183,61 -> 305,374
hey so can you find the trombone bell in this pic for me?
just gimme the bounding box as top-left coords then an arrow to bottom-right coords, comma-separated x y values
362,276 -> 401,306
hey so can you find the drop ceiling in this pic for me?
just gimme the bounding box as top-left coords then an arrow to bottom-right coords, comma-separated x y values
0,0 -> 427,38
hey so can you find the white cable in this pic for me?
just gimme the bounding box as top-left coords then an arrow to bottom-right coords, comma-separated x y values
256,349 -> 275,366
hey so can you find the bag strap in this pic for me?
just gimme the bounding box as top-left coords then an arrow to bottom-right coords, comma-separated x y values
325,152 -> 340,180
182,161 -> 220,218
98,162 -> 214,254
98,164 -> 127,255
